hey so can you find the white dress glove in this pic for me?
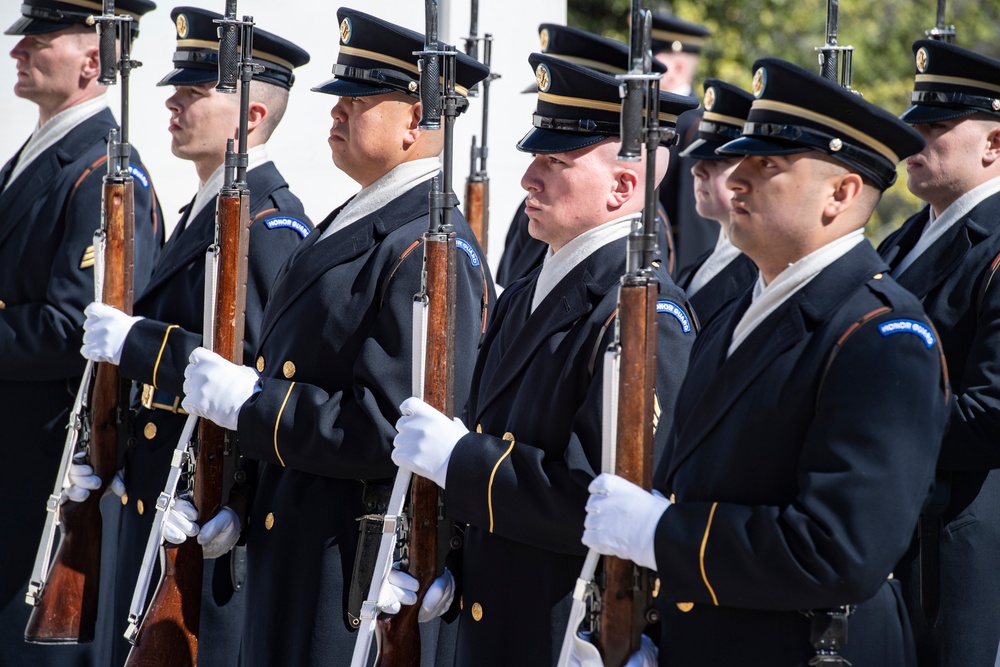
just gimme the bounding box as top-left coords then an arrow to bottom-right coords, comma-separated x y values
197,506 -> 241,559
376,565 -> 455,623
109,469 -> 126,498
181,347 -> 259,431
61,463 -> 102,504
391,396 -> 469,489
582,473 -> 671,571
162,497 -> 200,545
80,302 -> 143,365
568,632 -> 658,667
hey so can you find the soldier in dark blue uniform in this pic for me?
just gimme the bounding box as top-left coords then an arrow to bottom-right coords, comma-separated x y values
77,8 -> 311,664
495,23 -> 676,287
390,53 -> 699,666
877,41 -> 1000,667
583,59 -> 949,666
649,12 -> 717,275
0,2 -> 160,665
175,9 -> 492,665
674,79 -> 757,326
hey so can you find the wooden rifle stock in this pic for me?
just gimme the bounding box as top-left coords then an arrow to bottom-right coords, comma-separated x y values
125,190 -> 249,666
25,169 -> 134,644
376,236 -> 456,666
594,283 -> 658,666
463,178 -> 488,255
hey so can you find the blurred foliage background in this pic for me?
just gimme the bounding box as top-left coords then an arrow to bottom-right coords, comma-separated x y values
568,0 -> 1000,240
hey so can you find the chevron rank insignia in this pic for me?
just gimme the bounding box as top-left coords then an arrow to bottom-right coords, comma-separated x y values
79,245 -> 95,269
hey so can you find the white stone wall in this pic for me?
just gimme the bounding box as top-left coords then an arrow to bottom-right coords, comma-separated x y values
0,0 -> 568,270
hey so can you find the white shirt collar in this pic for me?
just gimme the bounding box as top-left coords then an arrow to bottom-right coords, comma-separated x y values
188,144 -> 272,222
895,175 -> 1000,276
319,157 -> 441,242
686,226 -> 741,297
728,229 -> 866,357
4,95 -> 108,192
531,213 -> 636,312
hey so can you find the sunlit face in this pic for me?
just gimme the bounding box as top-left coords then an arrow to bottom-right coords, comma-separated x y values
327,92 -> 416,187
165,83 -> 239,168
691,156 -> 742,225
519,140 -> 624,253
906,117 -> 998,215
726,152 -> 833,277
10,28 -> 94,110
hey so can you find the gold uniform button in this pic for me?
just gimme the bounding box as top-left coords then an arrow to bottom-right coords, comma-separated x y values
121,492 -> 128,506
873,273 -> 884,280
265,512 -> 275,530
143,422 -> 157,440
256,356 -> 265,373
677,602 -> 694,612
282,361 -> 296,378
476,424 -> 482,433
0,300 -> 6,309
669,493 -> 677,503
471,602 -> 483,621
136,499 -> 145,516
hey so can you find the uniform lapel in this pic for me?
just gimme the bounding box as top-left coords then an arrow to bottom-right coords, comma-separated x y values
894,202 -> 996,299
0,110 -> 115,248
138,203 -> 215,300
473,240 -> 624,418
256,180 -> 431,347
665,242 -> 885,480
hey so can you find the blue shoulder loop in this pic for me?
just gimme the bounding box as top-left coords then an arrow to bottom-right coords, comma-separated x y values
128,164 -> 149,189
455,237 -> 481,267
264,217 -> 310,239
877,319 -> 936,348
657,301 -> 692,334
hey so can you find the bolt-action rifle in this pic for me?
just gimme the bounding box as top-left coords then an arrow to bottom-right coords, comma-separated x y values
350,2 -> 463,664
462,0 -> 499,254
816,0 -> 855,89
557,5 -> 663,666
24,0 -> 138,643
122,3 -> 255,664
926,0 -> 956,42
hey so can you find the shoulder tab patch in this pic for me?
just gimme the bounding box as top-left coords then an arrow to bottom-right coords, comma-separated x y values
657,300 -> 692,334
877,319 -> 936,348
264,217 -> 310,239
128,164 -> 149,189
455,237 -> 481,267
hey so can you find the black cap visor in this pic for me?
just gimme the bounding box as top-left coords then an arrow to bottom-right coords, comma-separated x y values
680,137 -> 730,160
311,76 -> 396,98
158,66 -> 218,87
5,15 -> 74,35
516,127 -> 610,154
717,135 -> 812,157
900,103 -> 980,124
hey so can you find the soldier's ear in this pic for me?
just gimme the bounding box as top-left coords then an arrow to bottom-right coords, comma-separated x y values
824,172 -> 865,219
609,166 -> 640,207
983,123 -> 1000,166
80,42 -> 100,83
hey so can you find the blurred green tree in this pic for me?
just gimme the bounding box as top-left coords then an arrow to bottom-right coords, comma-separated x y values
568,0 -> 1000,238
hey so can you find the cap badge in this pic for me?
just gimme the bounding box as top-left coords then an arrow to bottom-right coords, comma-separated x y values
340,17 -> 352,45
535,63 -> 551,93
175,13 -> 189,39
829,138 -> 843,152
752,68 -> 766,98
539,28 -> 550,51
703,86 -> 716,111
915,47 -> 929,73
408,81 -> 419,93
